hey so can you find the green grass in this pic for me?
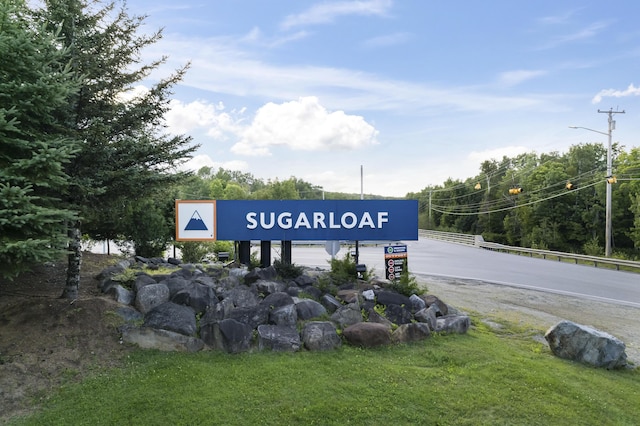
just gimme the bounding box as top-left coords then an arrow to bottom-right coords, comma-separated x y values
11,318 -> 640,426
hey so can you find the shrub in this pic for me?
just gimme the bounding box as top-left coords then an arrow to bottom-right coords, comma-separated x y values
387,266 -> 422,296
273,260 -> 304,279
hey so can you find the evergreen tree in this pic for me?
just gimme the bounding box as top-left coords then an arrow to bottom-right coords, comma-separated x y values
36,0 -> 198,297
0,0 -> 80,278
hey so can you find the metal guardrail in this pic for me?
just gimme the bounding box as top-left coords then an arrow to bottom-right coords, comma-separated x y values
419,229 -> 640,272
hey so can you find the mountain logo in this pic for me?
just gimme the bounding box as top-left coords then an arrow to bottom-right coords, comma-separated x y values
185,210 -> 208,231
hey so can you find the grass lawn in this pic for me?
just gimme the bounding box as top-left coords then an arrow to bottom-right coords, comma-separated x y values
12,317 -> 640,426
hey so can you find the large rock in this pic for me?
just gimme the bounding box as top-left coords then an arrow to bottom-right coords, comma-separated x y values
257,325 -> 301,352
121,326 -> 204,352
171,282 -> 218,314
135,283 -> 170,314
545,321 -> 627,369
295,299 -> 327,320
376,291 -> 411,308
223,285 -> 260,308
392,323 -> 431,343
229,304 -> 270,329
270,304 -> 298,327
218,318 -> 253,353
302,321 -> 341,351
144,302 -> 197,336
343,322 -> 391,348
435,315 -> 470,334
331,305 -> 363,328
107,284 -> 134,305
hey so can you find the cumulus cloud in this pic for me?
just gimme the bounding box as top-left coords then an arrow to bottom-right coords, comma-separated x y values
164,99 -> 243,138
592,83 -> 640,104
231,96 -> 379,156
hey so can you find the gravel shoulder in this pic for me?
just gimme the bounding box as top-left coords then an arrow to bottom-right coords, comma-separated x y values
418,274 -> 640,366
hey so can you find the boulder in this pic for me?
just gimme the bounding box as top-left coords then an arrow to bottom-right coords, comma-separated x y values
255,279 -> 287,296
320,294 -> 342,313
107,284 -> 134,305
392,323 -> 431,343
171,282 -> 218,314
121,326 -> 204,352
435,315 -> 470,334
135,283 -> 170,314
295,299 -> 327,321
133,273 -> 157,292
257,325 -> 301,352
545,321 -> 627,369
422,294 -> 449,316
270,304 -> 298,327
302,322 -> 341,351
384,304 -> 413,325
218,318 -> 253,353
228,304 -> 270,329
376,291 -> 411,308
409,294 -> 427,313
143,302 -> 197,336
330,305 -> 363,328
343,322 -> 391,348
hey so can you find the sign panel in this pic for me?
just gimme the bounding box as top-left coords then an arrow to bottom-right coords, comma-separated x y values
175,200 -> 216,241
384,244 -> 408,280
215,200 -> 418,241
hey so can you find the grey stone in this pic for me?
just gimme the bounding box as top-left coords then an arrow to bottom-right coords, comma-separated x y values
144,302 -> 197,336
343,322 -> 391,348
545,321 -> 627,369
257,325 -> 301,352
435,315 -> 470,334
392,323 -> 431,343
295,299 -> 327,321
121,326 -> 204,352
270,304 -> 298,327
135,283 -> 170,314
302,321 -> 342,351
218,319 -> 253,353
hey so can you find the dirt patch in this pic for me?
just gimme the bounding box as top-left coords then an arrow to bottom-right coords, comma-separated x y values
1,255 -> 638,423
0,253 -> 135,424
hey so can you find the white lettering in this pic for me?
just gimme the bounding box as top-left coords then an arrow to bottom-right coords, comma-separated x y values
278,212 -> 292,229
329,212 -> 340,229
358,212 -> 375,228
246,212 -> 257,229
313,212 -> 326,228
294,212 -> 311,229
246,210 -> 390,231
260,212 -> 275,229
378,212 -> 389,228
341,212 -> 357,229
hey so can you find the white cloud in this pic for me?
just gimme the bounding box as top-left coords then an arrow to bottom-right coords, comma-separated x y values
165,99 -> 242,138
592,83 -> 640,104
280,0 -> 392,30
179,154 -> 249,173
231,96 -> 379,156
467,146 -> 530,164
498,70 -> 547,87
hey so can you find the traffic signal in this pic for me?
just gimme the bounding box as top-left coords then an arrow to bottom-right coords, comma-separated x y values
606,176 -> 617,184
566,181 -> 576,190
508,187 -> 523,195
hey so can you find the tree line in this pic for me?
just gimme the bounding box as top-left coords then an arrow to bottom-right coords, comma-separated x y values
407,144 -> 640,258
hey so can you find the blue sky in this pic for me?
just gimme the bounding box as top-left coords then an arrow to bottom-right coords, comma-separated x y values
127,0 -> 640,197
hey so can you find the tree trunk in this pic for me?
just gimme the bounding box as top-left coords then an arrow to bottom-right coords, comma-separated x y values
61,221 -> 82,299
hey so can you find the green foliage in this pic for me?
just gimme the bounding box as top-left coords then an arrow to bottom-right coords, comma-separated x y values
273,259 -> 304,280
0,0 -> 80,278
327,252 -> 359,285
583,236 -> 604,256
176,241 -> 215,264
387,266 -> 422,296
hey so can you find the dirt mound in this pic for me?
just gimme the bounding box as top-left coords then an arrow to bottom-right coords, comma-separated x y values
0,253 -> 134,423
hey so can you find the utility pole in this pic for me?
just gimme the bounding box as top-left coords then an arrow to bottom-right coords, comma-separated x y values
598,108 -> 625,257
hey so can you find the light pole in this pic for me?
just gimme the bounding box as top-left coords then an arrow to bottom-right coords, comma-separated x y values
569,108 -> 624,257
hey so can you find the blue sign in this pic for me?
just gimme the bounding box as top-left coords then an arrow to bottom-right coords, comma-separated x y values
215,200 -> 418,241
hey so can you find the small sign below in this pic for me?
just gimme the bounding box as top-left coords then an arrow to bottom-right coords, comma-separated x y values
384,244 -> 408,281
176,200 -> 216,241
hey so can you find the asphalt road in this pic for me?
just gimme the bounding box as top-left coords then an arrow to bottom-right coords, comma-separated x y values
288,238 -> 640,308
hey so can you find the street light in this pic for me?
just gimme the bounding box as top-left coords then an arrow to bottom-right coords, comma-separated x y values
569,108 -> 624,257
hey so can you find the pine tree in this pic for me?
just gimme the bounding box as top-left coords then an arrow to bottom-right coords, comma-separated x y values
36,0 -> 198,298
0,0 -> 80,278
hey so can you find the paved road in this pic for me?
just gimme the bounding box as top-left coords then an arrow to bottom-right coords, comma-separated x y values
288,238 -> 640,308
